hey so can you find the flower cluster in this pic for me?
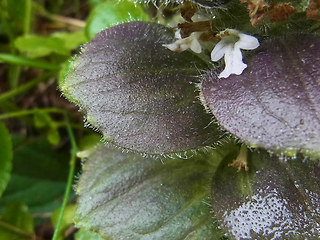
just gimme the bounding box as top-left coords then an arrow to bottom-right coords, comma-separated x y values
163,28 -> 260,78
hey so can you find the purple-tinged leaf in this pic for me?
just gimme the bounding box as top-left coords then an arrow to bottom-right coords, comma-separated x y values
211,149 -> 320,240
60,21 -> 222,154
74,144 -> 233,240
201,35 -> 320,157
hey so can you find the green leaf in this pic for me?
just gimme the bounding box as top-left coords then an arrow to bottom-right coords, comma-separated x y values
76,229 -> 104,240
51,204 -> 76,240
14,35 -> 67,58
14,30 -> 87,58
211,149 -> 320,239
85,0 -> 149,39
0,202 -> 34,240
201,35 -> 320,157
75,143 -> 237,239
52,30 -> 87,50
0,138 -> 69,213
60,21 -> 222,154
0,122 -> 12,197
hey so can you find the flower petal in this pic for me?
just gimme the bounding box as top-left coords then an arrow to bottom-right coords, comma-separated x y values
236,33 -> 260,50
190,39 -> 202,53
211,39 -> 229,61
219,47 -> 247,78
180,43 -> 190,51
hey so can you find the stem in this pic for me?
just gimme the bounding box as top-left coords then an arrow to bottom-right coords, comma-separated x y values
0,220 -> 35,239
35,4 -> 85,28
0,108 -> 66,120
24,0 -> 32,35
0,72 -> 53,103
8,66 -> 21,90
52,117 -> 77,240
228,144 -> 249,172
0,54 -> 60,70
0,0 -> 21,89
50,15 -> 86,28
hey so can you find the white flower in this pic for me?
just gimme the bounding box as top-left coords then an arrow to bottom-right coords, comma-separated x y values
163,29 -> 202,54
211,29 -> 260,78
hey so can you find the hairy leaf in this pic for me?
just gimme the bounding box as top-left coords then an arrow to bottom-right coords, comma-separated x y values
201,35 -> 320,157
61,21 -> 222,154
74,144 -> 237,240
211,149 -> 320,239
0,122 -> 12,197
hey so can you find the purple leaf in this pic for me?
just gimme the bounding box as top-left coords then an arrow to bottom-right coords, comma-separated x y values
60,22 -> 222,154
211,149 -> 320,239
201,35 -> 320,157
